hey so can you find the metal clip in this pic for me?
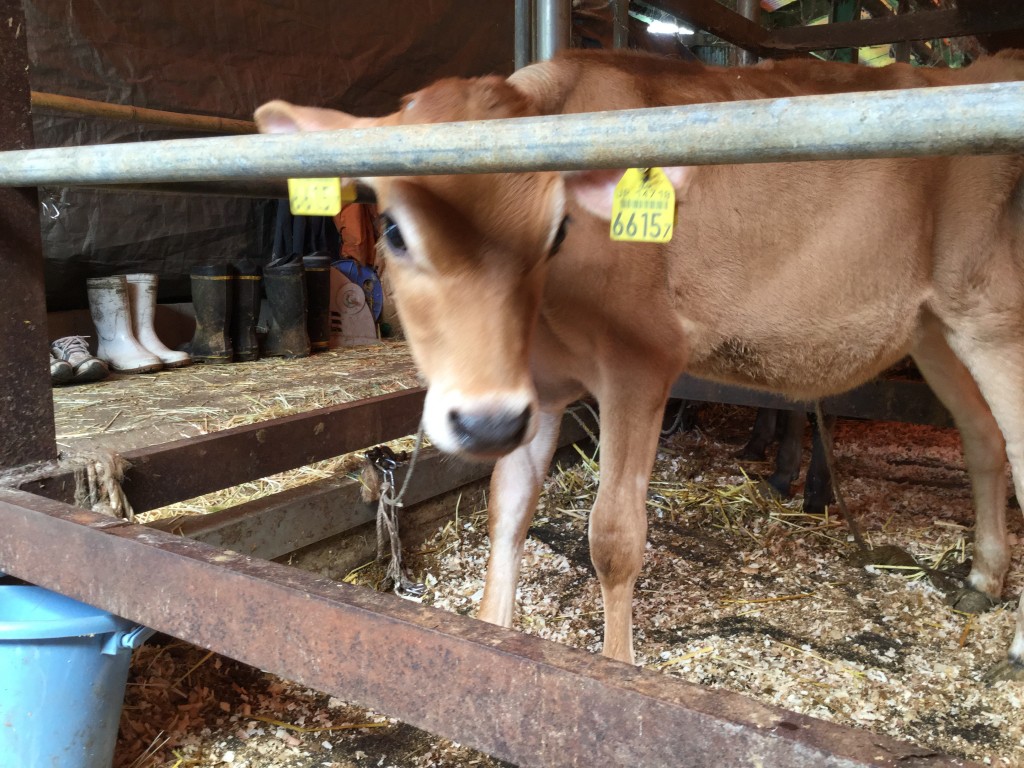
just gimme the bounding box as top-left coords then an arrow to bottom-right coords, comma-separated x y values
364,444 -> 426,601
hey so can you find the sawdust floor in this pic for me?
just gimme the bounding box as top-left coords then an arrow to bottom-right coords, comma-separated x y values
51,358 -> 1023,767
422,406 -> 1024,767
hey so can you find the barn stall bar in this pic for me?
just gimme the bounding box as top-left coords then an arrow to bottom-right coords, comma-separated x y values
3,79 -> 1024,184
1,1 -> 1021,766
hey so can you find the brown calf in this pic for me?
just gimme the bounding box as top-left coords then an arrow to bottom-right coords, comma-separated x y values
256,49 -> 1024,680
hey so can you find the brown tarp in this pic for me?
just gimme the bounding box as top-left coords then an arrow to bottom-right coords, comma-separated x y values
25,0 -> 514,309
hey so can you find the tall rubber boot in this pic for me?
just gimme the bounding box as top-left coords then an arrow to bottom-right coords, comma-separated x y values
124,274 -> 192,368
303,254 -> 332,353
231,260 -> 262,362
87,276 -> 164,373
263,259 -> 310,358
189,265 -> 233,363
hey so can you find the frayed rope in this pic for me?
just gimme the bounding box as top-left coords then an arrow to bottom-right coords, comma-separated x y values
0,450 -> 134,521
72,451 -> 135,521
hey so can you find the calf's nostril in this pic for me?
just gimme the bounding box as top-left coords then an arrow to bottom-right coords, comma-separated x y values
448,406 -> 531,452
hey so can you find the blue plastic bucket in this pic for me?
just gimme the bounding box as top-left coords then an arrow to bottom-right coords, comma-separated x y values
0,581 -> 152,768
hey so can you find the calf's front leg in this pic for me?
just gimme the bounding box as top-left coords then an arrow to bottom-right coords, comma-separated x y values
590,382 -> 668,664
478,408 -> 564,627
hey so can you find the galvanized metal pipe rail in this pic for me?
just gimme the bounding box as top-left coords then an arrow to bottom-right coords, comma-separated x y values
1,82 -> 1023,187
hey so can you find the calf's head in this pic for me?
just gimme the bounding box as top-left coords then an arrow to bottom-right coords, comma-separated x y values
255,77 -> 566,459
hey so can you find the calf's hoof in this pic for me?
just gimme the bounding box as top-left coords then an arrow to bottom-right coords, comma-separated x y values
754,478 -> 786,501
946,586 -> 998,615
983,656 -> 1024,684
734,445 -> 768,461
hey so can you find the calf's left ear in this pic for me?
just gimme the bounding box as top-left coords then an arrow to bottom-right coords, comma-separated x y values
562,166 -> 692,221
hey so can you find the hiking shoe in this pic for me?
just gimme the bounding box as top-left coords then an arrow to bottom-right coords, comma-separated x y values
51,336 -> 110,382
50,351 -> 73,385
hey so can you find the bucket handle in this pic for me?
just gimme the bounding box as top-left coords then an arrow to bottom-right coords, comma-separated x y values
101,625 -> 156,656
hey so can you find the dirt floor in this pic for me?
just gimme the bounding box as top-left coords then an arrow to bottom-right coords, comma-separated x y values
48,347 -> 1024,767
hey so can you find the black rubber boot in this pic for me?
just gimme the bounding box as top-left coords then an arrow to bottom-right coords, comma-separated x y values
189,265 -> 233,363
232,259 -> 262,362
303,254 -> 332,353
263,258 -> 310,358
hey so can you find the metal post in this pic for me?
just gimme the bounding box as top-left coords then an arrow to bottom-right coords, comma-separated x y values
736,0 -> 762,66
830,0 -> 860,64
0,0 -> 58,470
1,82 -> 1023,186
612,0 -> 630,49
892,0 -> 911,63
535,0 -> 571,62
515,0 -> 534,69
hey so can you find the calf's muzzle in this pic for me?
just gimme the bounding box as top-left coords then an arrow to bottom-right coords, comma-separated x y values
448,405 -> 532,455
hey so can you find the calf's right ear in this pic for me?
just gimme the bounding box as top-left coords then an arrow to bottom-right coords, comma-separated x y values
254,100 -> 380,134
563,167 -> 692,221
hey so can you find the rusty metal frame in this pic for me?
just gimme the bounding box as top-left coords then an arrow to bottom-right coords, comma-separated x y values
0,0 -> 57,470
0,490 -> 973,767
673,375 -> 953,428
644,0 -> 1024,56
146,411 -> 598,561
21,387 -> 425,512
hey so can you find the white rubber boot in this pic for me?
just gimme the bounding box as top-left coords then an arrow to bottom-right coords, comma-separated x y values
87,276 -> 163,373
124,274 -> 192,368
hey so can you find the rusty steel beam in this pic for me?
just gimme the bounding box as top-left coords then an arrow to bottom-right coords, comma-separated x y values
148,410 -> 598,560
642,0 -> 778,58
22,388 -> 425,512
673,376 -> 953,428
645,1 -> 1024,57
0,0 -> 58,469
765,7 -> 1024,53
146,447 -> 479,559
0,490 -> 973,768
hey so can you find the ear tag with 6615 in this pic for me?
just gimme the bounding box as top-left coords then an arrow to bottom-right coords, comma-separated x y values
610,167 -> 675,243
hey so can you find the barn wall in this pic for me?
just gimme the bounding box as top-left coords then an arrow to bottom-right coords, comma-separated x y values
25,0 -> 514,310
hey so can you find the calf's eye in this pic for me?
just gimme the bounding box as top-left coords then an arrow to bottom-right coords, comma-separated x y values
550,216 -> 569,258
379,213 -> 408,256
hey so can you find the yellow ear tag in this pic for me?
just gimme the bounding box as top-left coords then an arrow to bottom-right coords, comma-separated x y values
340,182 -> 358,205
287,177 -> 343,216
610,167 -> 675,243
